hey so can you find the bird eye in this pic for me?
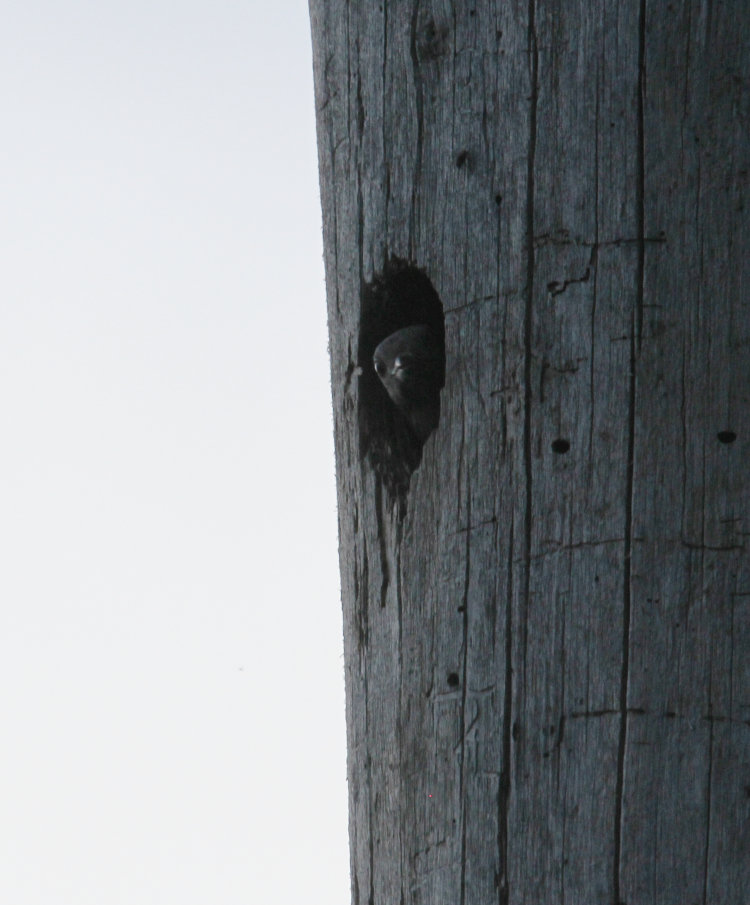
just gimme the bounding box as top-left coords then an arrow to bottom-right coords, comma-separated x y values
394,355 -> 413,371
374,358 -> 387,377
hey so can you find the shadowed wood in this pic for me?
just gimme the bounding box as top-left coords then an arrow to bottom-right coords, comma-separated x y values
309,1 -> 750,902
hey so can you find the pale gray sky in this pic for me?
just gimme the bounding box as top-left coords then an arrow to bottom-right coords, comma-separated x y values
0,2 -> 348,902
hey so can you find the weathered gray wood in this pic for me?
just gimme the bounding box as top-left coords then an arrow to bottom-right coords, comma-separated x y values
309,1 -> 749,903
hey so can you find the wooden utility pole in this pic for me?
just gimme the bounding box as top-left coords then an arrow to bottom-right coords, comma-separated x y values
309,2 -> 749,902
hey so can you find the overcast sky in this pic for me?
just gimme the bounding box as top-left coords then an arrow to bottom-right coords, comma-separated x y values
0,3 -> 348,902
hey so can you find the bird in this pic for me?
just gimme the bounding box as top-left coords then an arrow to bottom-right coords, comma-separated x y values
373,324 -> 442,441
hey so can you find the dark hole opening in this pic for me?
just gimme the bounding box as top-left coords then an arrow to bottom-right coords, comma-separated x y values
717,430 -> 737,444
359,258 -> 445,505
447,672 -> 460,688
551,438 -> 571,454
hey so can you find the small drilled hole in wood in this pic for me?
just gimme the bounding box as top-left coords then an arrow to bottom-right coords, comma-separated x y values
456,150 -> 469,168
447,672 -> 460,688
717,430 -> 737,444
551,438 -> 571,454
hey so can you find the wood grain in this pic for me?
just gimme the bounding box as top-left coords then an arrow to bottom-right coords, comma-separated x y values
309,1 -> 749,902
